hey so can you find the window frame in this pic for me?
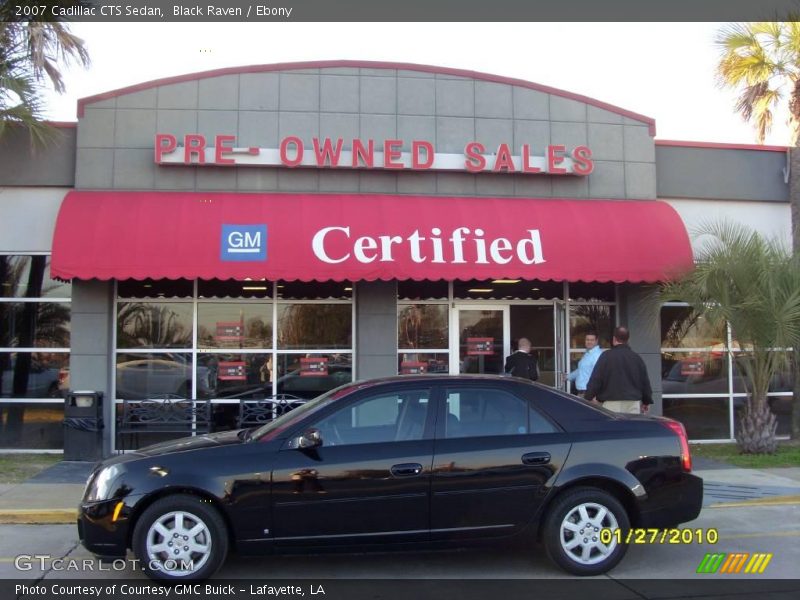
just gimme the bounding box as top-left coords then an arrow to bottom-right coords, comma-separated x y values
0,254 -> 71,451
435,383 -> 557,440
305,385 -> 435,447
112,279 -> 355,451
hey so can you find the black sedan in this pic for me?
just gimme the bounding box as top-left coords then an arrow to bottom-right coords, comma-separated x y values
78,375 -> 702,581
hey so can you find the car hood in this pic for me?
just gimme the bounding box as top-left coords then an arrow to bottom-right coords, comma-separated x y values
135,429 -> 247,457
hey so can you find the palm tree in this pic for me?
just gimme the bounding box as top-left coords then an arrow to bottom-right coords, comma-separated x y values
716,21 -> 800,439
661,222 -> 800,453
0,4 -> 90,143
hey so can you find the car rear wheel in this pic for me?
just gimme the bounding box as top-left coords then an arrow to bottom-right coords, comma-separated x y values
132,494 -> 228,581
542,487 -> 630,576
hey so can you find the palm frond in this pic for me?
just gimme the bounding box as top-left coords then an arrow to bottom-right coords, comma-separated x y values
25,21 -> 91,93
714,21 -> 800,144
0,16 -> 89,143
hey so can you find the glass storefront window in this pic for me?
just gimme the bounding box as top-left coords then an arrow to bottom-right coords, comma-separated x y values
196,353 -> 271,400
509,305 -> 552,383
113,280 -> 354,449
663,396 -> 731,440
569,304 -> 613,349
274,353 -> 353,400
398,280 -> 448,300
661,350 -> 739,395
198,279 -> 272,299
115,352 -> 194,399
397,304 -> 448,349
729,350 -> 794,394
733,394 -> 793,437
276,304 -> 352,349
0,255 -> 71,298
1,255 -> 70,450
0,302 -> 71,348
568,282 -> 615,302
454,279 -> 563,300
398,352 -> 449,375
117,302 -> 193,349
277,281 -> 352,300
198,303 -> 272,349
117,279 -> 193,298
457,309 -> 504,375
0,352 -> 68,398
0,402 -> 64,449
661,305 -> 726,349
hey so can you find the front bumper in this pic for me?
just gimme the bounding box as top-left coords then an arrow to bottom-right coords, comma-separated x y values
77,496 -> 140,558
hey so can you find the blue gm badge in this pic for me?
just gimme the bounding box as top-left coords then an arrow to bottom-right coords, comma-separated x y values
221,224 -> 267,261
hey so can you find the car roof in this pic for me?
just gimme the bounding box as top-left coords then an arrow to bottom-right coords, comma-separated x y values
350,374 -> 535,387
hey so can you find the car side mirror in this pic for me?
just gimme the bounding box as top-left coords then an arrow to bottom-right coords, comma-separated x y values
297,428 -> 322,449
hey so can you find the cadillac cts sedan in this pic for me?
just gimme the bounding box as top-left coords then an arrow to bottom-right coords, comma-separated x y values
77,375 -> 702,581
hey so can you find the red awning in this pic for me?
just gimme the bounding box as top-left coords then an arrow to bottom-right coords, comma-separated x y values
51,191 -> 693,283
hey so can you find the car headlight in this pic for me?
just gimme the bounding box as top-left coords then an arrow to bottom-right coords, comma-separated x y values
84,465 -> 121,502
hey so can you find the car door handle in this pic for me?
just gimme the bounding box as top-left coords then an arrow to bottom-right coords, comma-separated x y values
390,463 -> 424,477
522,452 -> 551,466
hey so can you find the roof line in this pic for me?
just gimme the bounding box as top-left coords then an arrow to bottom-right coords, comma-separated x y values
76,59 -> 656,134
45,121 -> 77,128
656,139 -> 788,152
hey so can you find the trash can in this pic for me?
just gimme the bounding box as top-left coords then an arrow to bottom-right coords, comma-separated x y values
63,391 -> 104,461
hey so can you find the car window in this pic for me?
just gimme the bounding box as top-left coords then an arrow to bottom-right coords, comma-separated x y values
312,388 -> 430,446
444,387 -> 556,438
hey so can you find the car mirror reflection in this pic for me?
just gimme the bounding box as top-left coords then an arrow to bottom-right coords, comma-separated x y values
297,428 -> 322,449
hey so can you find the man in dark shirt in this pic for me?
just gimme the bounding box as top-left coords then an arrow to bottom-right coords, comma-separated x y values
584,326 -> 652,414
504,337 -> 539,380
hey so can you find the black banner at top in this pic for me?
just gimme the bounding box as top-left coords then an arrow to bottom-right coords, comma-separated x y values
3,0 -> 800,22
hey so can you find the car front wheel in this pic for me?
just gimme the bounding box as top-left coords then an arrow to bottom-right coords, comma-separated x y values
542,487 -> 630,576
132,494 -> 228,581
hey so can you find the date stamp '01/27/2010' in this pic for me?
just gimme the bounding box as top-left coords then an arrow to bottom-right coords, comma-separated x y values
600,528 -> 719,545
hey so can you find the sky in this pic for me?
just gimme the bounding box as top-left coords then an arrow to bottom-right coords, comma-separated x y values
42,22 -> 792,146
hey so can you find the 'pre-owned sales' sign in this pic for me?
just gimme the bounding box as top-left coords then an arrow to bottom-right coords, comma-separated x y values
154,134 -> 594,175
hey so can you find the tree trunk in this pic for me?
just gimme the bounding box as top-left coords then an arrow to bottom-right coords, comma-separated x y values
736,399 -> 778,454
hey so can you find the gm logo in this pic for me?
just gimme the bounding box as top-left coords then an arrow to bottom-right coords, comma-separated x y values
221,225 -> 267,261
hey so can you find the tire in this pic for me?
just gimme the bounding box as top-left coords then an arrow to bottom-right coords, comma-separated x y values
542,487 -> 630,576
132,494 -> 228,581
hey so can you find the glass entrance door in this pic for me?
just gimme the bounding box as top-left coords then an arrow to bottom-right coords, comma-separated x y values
554,300 -> 568,392
451,306 -> 509,375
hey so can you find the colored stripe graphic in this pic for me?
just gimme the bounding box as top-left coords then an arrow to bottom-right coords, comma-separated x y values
696,552 -> 773,574
697,553 -> 727,574
720,553 -> 745,573
744,553 -> 773,574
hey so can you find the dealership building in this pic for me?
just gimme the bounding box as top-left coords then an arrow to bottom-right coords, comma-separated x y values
0,61 -> 792,454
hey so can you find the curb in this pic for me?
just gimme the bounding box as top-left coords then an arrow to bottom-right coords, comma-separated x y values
0,509 -> 77,524
708,494 -> 800,508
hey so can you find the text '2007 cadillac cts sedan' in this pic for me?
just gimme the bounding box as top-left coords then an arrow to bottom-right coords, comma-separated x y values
78,375 -> 702,580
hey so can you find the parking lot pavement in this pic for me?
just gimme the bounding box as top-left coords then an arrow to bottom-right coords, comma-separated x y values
610,503 -> 800,580
0,525 -> 82,580
0,501 -> 797,582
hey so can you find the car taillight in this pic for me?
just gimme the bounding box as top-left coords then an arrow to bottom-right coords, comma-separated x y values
662,420 -> 692,472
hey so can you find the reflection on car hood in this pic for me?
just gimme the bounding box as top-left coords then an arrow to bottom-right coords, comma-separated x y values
135,429 -> 245,457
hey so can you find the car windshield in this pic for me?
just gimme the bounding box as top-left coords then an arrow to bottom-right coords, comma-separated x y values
250,383 -> 356,441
